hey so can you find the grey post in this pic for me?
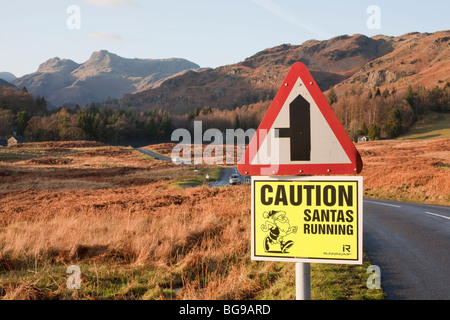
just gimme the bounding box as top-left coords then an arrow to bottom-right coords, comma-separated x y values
296,262 -> 311,300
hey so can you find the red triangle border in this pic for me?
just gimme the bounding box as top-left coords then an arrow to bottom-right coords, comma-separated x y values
238,63 -> 363,176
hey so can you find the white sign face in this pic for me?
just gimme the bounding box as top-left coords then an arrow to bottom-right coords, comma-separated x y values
251,76 -> 351,166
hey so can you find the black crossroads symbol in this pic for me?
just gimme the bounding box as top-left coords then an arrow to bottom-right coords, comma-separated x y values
275,94 -> 311,161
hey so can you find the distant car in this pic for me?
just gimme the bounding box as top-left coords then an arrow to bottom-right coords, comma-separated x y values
229,174 -> 241,185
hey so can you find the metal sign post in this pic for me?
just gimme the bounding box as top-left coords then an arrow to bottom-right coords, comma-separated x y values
296,262 -> 311,300
250,176 -> 363,300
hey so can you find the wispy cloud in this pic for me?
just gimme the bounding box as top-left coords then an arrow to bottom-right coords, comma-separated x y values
88,31 -> 123,42
84,0 -> 139,7
250,0 -> 331,39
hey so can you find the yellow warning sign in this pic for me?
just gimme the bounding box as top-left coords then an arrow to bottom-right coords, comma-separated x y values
252,176 -> 363,264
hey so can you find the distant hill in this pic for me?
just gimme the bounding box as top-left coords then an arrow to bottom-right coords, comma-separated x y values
13,50 -> 200,108
107,30 -> 449,115
0,72 -> 17,83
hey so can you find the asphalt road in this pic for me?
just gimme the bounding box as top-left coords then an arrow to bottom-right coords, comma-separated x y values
210,167 -> 246,187
135,148 -> 173,162
364,199 -> 450,300
134,148 -> 245,186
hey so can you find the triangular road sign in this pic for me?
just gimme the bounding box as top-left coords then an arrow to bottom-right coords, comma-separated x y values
238,62 -> 363,176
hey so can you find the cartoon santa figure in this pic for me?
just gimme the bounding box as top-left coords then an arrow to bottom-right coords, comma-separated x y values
261,210 -> 298,253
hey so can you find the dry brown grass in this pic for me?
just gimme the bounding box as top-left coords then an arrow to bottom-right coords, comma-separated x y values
0,182 -> 254,299
2,282 -> 44,300
0,143 -> 258,299
356,138 -> 450,205
0,181 -> 250,265
0,138 -> 446,300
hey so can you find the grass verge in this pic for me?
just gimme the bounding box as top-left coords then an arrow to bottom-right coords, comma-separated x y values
398,112 -> 450,140
0,254 -> 385,300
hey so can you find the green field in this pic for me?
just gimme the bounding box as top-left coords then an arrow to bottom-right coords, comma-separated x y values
399,112 -> 450,140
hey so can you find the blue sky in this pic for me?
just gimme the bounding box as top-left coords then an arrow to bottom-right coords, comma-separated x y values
1,0 -> 449,77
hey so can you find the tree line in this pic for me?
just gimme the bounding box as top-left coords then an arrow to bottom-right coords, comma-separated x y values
1,82 -> 448,145
1,84 -> 269,144
327,82 -> 450,140
20,104 -> 172,144
0,86 -> 47,137
0,86 -> 173,144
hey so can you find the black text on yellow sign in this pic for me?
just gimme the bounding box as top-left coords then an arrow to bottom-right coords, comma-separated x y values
252,176 -> 363,264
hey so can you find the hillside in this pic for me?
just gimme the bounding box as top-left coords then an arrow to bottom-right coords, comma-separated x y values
13,51 -> 200,108
0,72 -> 17,83
106,30 -> 449,115
0,79 -> 15,89
110,34 -> 394,114
332,30 -> 450,95
0,84 -> 44,116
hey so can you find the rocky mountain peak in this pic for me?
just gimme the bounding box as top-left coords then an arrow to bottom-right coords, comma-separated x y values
37,57 -> 79,74
86,50 -> 119,65
14,50 -> 200,107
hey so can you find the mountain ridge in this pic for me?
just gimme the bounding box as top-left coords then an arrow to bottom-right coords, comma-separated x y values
13,51 -> 200,108
11,30 -> 450,114
107,33 -> 397,114
110,30 -> 449,115
0,72 -> 17,83
333,30 -> 450,95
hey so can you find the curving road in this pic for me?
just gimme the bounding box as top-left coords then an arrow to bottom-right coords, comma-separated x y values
364,199 -> 450,300
134,148 -> 245,186
210,167 -> 246,187
135,148 -> 173,162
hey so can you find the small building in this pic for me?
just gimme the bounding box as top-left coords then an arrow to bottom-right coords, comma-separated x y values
0,139 -> 7,147
357,135 -> 370,143
7,136 -> 26,146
